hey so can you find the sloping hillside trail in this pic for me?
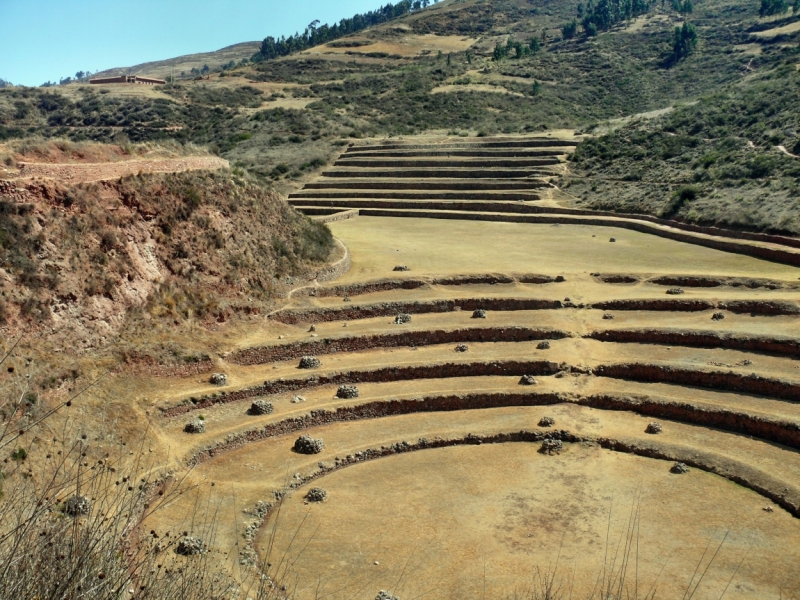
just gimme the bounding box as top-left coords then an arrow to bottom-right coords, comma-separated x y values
7,155 -> 229,184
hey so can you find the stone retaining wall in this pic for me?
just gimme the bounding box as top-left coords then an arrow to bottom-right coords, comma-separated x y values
271,297 -> 563,324
587,329 -> 800,358
231,326 -> 569,366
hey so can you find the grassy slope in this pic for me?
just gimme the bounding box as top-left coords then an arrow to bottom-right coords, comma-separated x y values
0,0 -> 798,228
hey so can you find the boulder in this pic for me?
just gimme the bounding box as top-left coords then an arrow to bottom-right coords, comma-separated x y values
472,309 -> 487,319
299,356 -> 321,369
455,344 -> 469,353
671,462 -> 689,474
645,422 -> 663,434
209,373 -> 228,386
249,400 -> 274,415
337,385 -> 359,399
536,341 -> 551,350
519,375 -> 537,385
393,265 -> 410,272
394,313 -> 411,325
538,416 -> 555,427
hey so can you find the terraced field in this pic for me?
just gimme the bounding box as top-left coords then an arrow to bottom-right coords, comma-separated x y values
140,137 -> 800,599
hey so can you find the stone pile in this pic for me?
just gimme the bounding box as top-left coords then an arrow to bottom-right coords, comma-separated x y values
671,462 -> 689,474
537,341 -> 551,350
393,266 -> 410,272
455,344 -> 469,352
65,495 -> 91,517
184,420 -> 206,434
666,288 -> 685,295
540,439 -> 563,455
711,312 -> 725,321
538,416 -> 555,427
519,375 -> 537,385
249,400 -> 274,415
176,537 -> 207,556
293,435 -> 324,454
299,356 -> 321,369
472,309 -> 487,319
376,592 -> 400,600
602,313 -> 615,320
306,488 -> 327,502
337,385 -> 360,399
394,313 -> 411,324
645,422 -> 663,434
209,373 -> 228,386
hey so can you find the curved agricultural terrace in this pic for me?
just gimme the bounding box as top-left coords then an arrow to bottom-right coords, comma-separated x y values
142,137 -> 800,599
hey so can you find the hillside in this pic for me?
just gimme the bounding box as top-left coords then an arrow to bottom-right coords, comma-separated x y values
0,163 -> 333,351
90,41 -> 261,81
2,0 -> 798,236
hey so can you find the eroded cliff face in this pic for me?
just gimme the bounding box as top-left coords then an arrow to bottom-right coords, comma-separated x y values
0,170 -> 333,350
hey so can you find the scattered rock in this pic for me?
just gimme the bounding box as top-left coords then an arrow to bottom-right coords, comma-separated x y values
249,400 -> 274,416
455,344 -> 469,352
666,288 -> 685,295
176,537 -> 207,556
564,297 -> 571,302
537,341 -> 551,350
519,375 -> 537,385
538,416 -> 555,427
394,313 -> 411,325
711,312 -> 725,321
609,238 -> 616,242
393,265 -> 410,272
645,422 -> 663,434
291,395 -> 306,404
209,373 -> 228,386
540,439 -> 563,455
299,356 -> 321,369
293,435 -> 324,454
376,592 -> 400,600
337,385 -> 359,399
184,420 -> 206,434
555,275 -> 565,282
602,313 -> 615,320
472,309 -> 487,319
65,495 -> 91,517
306,488 -> 327,502
670,462 -> 689,474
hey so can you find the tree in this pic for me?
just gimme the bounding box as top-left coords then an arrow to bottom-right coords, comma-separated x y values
532,80 -> 542,96
672,21 -> 698,61
466,51 -> 473,64
760,0 -> 788,15
529,37 -> 541,53
585,21 -> 599,36
562,19 -> 578,38
795,0 -> 799,13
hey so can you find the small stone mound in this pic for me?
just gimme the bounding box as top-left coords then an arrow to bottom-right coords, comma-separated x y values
376,592 -> 400,600
609,237 -> 616,243
671,462 -> 689,474
540,439 -> 563,455
308,324 -> 316,332
519,375 -> 537,385
537,341 -> 551,350
711,312 -> 725,321
293,435 -> 324,455
393,265 -> 410,272
538,416 -> 555,427
65,495 -> 91,517
337,385 -> 359,399
454,344 -> 469,353
555,275 -> 566,282
184,420 -> 206,434
306,488 -> 327,502
645,422 -> 663,434
666,288 -> 685,295
563,297 -> 571,302
394,313 -> 411,325
209,373 -> 228,386
249,400 -> 274,415
602,313 -> 615,320
472,309 -> 487,319
176,537 -> 207,556
299,356 -> 321,369
343,295 -> 352,302
291,395 -> 307,404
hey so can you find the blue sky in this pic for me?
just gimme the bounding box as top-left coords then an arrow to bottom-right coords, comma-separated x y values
0,0 -> 387,86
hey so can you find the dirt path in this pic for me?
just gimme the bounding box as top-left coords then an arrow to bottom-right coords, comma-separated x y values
14,155 -> 228,183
